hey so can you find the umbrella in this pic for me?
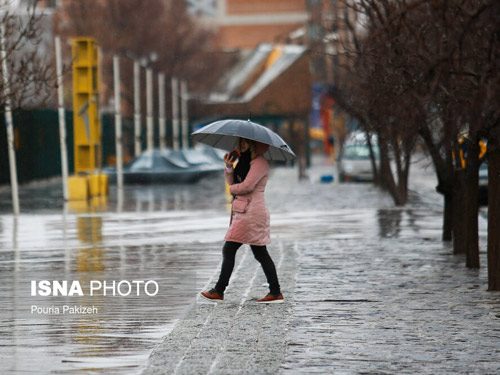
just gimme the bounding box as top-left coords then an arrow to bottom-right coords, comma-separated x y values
191,119 -> 296,161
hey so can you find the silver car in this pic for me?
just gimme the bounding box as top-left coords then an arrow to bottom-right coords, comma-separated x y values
338,143 -> 379,182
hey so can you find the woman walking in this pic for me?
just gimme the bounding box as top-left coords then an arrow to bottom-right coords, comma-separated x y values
200,137 -> 284,303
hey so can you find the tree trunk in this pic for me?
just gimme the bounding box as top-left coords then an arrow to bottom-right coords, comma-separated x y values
378,133 -> 392,192
464,138 -> 480,268
418,125 -> 455,242
453,169 -> 466,254
379,139 -> 400,203
377,132 -> 410,206
487,130 -> 500,290
443,192 -> 453,241
401,148 -> 412,204
366,131 -> 379,185
394,150 -> 411,206
290,120 -> 308,180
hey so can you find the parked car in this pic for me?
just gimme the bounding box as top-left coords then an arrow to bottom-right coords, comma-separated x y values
338,142 -> 380,182
344,131 -> 377,145
104,148 -> 223,184
338,132 -> 379,182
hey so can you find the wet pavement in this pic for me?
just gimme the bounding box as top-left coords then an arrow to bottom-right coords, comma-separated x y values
1,156 -> 499,374
0,173 -> 230,214
0,174 -> 231,373
144,158 -> 499,374
0,212 -> 224,373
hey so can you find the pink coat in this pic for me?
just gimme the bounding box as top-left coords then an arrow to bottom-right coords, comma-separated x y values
224,155 -> 271,245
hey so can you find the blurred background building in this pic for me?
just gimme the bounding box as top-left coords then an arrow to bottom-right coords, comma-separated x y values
305,0 -> 362,157
0,0 -> 366,184
187,0 -> 308,50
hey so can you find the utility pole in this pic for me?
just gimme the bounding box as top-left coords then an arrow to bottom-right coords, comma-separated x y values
158,73 -> 166,150
55,36 -> 69,201
171,77 -> 180,150
1,24 -> 19,215
146,68 -> 154,152
180,80 -> 189,149
133,61 -> 141,156
113,56 -> 124,196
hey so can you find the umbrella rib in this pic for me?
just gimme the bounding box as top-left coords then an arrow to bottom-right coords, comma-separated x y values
212,134 -> 226,150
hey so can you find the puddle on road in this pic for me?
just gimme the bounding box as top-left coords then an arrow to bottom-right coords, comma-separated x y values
0,209 -> 224,373
0,174 -> 229,214
0,166 -> 470,373
0,175 -> 237,373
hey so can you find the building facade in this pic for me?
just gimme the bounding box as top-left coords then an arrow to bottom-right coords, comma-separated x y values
187,0 -> 308,49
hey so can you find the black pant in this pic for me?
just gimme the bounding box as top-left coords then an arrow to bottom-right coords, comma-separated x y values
214,241 -> 281,295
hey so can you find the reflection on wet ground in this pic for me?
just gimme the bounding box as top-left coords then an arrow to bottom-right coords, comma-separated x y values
0,174 -> 229,214
0,174 -> 230,374
0,161 -> 489,373
377,209 -> 433,239
0,211 -> 225,373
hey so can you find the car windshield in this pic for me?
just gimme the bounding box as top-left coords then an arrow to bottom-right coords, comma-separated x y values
343,145 -> 377,160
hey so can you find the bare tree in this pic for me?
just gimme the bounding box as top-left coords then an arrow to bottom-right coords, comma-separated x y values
0,0 -> 55,110
331,0 -> 420,206
55,0 -> 229,118
419,0 -> 499,268
336,0 -> 500,287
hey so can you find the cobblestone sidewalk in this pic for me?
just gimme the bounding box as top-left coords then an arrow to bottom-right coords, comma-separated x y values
143,161 -> 500,374
144,239 -> 299,375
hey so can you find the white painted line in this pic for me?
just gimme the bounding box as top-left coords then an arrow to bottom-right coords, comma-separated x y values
173,247 -> 250,374
207,248 -> 259,375
278,240 -> 285,269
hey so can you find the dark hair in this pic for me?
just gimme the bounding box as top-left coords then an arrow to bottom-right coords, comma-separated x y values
234,148 -> 251,183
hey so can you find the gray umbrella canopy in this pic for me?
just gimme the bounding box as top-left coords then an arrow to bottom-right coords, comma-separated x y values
191,119 -> 296,161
